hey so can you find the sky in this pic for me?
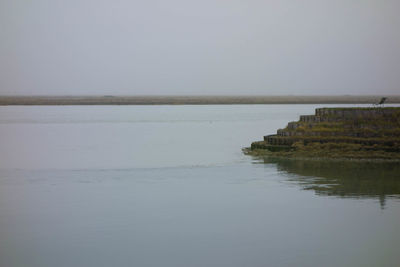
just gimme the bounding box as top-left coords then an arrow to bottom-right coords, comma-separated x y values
1,0 -> 399,96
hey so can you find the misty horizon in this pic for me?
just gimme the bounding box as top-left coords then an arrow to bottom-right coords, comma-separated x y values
1,0 -> 399,96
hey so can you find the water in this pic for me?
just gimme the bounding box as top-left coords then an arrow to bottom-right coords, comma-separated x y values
0,105 -> 399,267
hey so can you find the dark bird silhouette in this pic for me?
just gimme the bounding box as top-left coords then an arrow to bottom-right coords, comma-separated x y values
374,97 -> 387,107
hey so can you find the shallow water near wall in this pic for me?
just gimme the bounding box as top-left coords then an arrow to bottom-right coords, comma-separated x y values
1,104 -> 400,267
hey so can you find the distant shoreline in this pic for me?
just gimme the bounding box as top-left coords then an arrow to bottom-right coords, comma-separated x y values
1,95 -> 400,105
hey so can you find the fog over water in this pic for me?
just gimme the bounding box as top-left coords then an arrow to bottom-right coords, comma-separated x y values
1,0 -> 400,95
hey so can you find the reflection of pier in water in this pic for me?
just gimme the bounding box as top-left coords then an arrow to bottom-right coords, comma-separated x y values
261,158 -> 400,209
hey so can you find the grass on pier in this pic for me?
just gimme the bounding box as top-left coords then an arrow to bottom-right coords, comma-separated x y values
247,141 -> 400,161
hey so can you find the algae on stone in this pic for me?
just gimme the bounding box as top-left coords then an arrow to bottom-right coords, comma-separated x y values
249,107 -> 400,160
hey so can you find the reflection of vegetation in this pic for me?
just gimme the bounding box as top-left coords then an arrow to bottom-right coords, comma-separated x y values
262,158 -> 400,209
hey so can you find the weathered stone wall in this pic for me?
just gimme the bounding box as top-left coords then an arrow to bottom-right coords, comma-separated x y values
264,135 -> 400,146
287,122 -> 301,130
256,107 -> 400,150
299,115 -> 322,123
315,108 -> 399,118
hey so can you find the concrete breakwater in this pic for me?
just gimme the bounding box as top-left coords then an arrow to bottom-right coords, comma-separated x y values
250,107 -> 400,158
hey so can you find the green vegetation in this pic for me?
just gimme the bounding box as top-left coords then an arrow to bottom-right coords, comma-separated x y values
247,142 -> 400,160
248,107 -> 400,160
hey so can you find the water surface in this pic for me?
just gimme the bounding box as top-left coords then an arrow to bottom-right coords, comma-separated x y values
1,105 -> 399,267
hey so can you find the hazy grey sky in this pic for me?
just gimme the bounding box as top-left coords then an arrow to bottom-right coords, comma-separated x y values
1,0 -> 399,95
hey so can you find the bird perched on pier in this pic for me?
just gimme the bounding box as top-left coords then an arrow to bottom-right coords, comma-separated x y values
374,97 -> 387,107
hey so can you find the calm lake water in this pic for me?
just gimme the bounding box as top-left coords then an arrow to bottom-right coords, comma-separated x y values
0,105 -> 400,267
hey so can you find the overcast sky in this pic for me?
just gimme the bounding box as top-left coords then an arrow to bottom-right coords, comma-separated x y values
1,0 -> 399,95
